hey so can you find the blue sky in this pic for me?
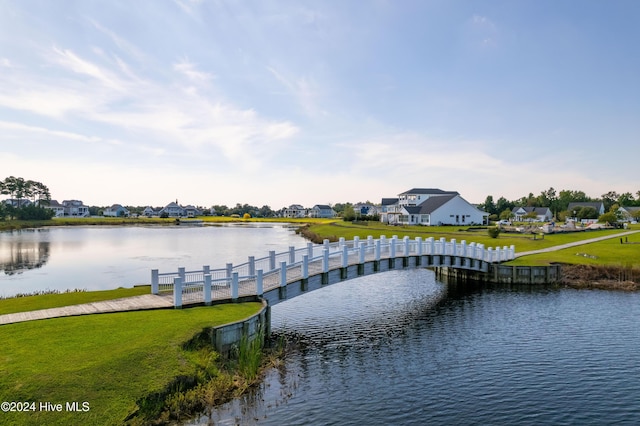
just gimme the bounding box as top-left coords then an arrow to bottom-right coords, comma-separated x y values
1,0 -> 638,208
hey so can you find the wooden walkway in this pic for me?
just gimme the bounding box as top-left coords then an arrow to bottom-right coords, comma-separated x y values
0,294 -> 174,326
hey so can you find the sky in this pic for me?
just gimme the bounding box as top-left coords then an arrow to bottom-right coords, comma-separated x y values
1,0 -> 639,209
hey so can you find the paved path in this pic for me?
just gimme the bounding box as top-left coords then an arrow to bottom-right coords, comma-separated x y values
514,230 -> 639,258
0,294 -> 173,325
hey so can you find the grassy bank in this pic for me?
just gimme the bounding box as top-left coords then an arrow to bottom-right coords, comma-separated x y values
0,286 -> 150,314
0,302 -> 262,425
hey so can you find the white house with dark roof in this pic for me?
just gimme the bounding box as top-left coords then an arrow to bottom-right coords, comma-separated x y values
62,200 -> 90,217
511,206 -> 553,222
381,188 -> 489,226
159,201 -> 185,217
618,206 -> 640,222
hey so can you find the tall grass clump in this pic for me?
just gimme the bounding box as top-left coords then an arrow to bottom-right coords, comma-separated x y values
234,326 -> 265,381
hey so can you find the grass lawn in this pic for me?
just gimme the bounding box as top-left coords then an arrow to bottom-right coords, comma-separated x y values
306,220 -> 636,254
507,230 -> 640,266
0,303 -> 262,425
0,286 -> 151,315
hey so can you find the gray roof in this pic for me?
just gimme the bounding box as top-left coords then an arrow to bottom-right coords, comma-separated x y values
313,204 -> 333,210
398,188 -> 459,196
403,194 -> 457,214
567,202 -> 603,211
381,198 -> 399,206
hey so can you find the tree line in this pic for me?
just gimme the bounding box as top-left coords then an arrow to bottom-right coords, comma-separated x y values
0,176 -> 54,220
478,187 -> 640,222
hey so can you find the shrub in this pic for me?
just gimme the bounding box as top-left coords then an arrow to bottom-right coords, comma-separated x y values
487,227 -> 501,238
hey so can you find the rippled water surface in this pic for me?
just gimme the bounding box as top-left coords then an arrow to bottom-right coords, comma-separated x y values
199,269 -> 640,425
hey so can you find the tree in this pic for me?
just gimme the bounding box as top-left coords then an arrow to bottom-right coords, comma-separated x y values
598,212 -> 618,225
616,192 -> 635,207
576,206 -> 598,220
601,191 -> 619,211
499,209 -> 514,221
481,195 -> 496,216
495,197 -> 514,216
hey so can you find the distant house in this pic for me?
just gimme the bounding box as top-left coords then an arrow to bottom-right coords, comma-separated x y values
283,204 -> 307,218
3,199 -> 32,208
511,206 -> 553,222
567,202 -> 605,217
183,205 -> 202,218
103,204 -> 130,217
618,206 -> 640,222
46,200 -> 66,217
62,200 -> 90,217
309,205 -> 336,218
353,203 -> 379,218
380,188 -> 489,226
158,202 -> 185,218
143,206 -> 158,217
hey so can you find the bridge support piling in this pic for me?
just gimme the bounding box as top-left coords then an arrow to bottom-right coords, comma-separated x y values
280,261 -> 287,288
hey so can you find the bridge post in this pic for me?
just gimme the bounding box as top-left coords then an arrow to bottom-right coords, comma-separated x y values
428,237 -> 435,255
289,246 -> 296,264
248,256 -> 255,276
488,248 -> 494,262
302,255 -> 309,279
451,239 -> 457,256
478,244 -> 485,261
461,241 -> 467,257
323,239 -> 330,251
269,251 -> 276,271
173,277 -> 182,308
367,235 -> 374,247
151,269 -> 159,294
339,237 -> 345,248
307,242 -> 314,260
380,235 -> 386,254
256,269 -> 263,296
341,245 -> 348,268
390,236 -> 397,258
322,249 -> 329,273
354,236 -> 360,249
510,245 -> 516,260
204,274 -> 212,306
375,239 -> 381,261
178,267 -> 186,281
226,263 -> 233,282
231,272 -> 239,300
359,242 -> 366,264
440,238 -> 447,255
403,236 -> 410,256
416,237 -> 423,256
280,261 -> 287,287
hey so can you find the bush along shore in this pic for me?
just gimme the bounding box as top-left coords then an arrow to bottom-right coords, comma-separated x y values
126,326 -> 285,425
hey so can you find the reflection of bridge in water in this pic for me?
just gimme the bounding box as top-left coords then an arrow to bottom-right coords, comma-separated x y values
151,236 -> 516,308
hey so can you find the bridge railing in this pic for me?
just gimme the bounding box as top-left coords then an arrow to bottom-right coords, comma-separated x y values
151,235 -> 516,307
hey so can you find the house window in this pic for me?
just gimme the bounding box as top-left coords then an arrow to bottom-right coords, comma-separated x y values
399,215 -> 409,223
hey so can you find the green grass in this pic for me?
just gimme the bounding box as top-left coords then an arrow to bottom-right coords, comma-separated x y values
0,286 -> 150,315
0,303 -> 262,425
305,221 -> 640,267
507,231 -> 640,266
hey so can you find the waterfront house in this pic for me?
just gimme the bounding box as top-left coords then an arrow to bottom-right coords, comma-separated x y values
353,203 -> 380,218
159,202 -> 185,217
2,199 -> 32,208
283,204 -> 308,218
103,204 -> 130,217
62,200 -> 90,217
46,200 -> 66,217
142,206 -> 158,217
511,206 -> 553,222
309,205 -> 336,218
380,188 -> 489,226
183,205 -> 202,218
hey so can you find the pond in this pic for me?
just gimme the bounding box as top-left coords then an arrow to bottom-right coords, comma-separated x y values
0,223 -> 304,297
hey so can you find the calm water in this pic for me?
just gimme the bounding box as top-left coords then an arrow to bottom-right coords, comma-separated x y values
197,269 -> 640,426
0,224 -> 303,297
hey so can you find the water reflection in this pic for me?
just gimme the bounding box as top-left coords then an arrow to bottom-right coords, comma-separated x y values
0,230 -> 51,275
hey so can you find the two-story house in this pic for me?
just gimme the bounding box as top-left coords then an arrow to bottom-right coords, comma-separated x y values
380,188 -> 489,226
